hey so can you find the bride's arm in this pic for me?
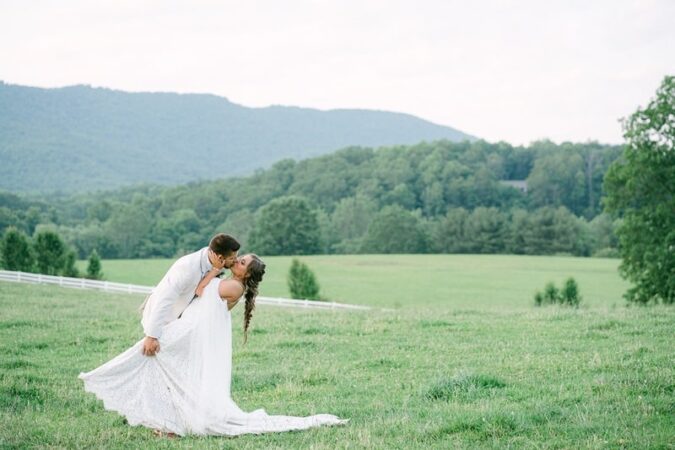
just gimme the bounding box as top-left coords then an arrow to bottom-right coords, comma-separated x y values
195,267 -> 222,297
218,279 -> 245,311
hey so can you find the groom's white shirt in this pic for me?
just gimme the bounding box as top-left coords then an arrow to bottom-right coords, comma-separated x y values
141,247 -> 214,339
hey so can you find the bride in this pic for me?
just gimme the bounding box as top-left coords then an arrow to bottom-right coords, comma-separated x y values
79,254 -> 348,437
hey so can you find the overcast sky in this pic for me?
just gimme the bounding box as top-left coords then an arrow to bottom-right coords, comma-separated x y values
1,0 -> 673,145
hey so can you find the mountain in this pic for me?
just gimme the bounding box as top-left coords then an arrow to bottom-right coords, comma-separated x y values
0,82 -> 475,193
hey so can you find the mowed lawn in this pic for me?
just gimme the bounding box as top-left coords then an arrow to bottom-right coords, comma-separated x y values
0,255 -> 671,448
79,254 -> 630,309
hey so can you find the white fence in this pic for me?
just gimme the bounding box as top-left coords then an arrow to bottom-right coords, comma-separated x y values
0,270 -> 371,311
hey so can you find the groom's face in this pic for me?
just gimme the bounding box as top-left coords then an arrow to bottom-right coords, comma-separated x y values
219,251 -> 238,269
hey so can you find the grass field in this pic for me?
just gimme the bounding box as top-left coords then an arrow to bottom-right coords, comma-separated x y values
79,254 -> 630,309
1,255 -> 672,448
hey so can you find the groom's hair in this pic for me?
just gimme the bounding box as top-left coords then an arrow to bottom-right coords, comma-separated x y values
209,233 -> 240,256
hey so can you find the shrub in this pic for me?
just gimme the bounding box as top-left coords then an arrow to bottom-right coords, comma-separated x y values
86,249 -> 103,280
560,277 -> 581,307
534,291 -> 544,306
62,250 -> 80,278
287,259 -> 321,300
543,282 -> 560,304
535,278 -> 582,307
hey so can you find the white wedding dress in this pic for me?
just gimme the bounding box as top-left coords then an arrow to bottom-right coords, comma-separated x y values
78,278 -> 348,436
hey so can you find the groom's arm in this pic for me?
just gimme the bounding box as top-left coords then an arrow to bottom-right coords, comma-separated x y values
143,266 -> 192,340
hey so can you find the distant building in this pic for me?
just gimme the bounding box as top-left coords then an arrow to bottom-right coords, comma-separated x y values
499,180 -> 528,193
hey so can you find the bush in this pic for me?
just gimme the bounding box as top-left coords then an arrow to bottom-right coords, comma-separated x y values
560,277 -> 582,307
534,278 -> 581,307
86,249 -> 103,280
62,250 -> 80,278
534,291 -> 544,306
543,282 -> 560,304
287,259 -> 321,300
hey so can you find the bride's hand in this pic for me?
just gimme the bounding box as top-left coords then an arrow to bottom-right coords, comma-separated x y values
195,267 -> 222,297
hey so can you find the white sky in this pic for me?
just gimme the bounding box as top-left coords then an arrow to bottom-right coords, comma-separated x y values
1,0 -> 673,145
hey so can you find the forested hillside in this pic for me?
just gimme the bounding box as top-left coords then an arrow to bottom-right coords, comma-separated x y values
0,82 -> 474,193
0,139 -> 623,259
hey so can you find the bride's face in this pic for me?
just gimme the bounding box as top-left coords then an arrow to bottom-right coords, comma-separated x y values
231,254 -> 253,279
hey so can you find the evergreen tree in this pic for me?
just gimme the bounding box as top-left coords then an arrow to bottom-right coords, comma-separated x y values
287,259 -> 321,300
0,227 -> 35,271
33,230 -> 67,275
543,282 -> 560,304
86,249 -> 103,280
62,250 -> 80,278
560,277 -> 582,307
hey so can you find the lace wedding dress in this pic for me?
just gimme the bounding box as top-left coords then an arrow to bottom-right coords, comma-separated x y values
79,278 -> 348,436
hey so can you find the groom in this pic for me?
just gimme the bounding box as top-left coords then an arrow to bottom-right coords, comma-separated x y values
140,233 -> 240,357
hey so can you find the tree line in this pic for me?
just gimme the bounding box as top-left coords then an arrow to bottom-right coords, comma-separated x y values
0,227 -> 102,279
0,139 -> 623,259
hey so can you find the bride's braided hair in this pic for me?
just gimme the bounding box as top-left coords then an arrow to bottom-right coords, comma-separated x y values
243,254 -> 265,344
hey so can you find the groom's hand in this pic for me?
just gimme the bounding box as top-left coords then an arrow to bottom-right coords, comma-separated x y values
142,336 -> 160,356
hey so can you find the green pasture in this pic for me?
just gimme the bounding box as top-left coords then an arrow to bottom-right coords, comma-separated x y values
79,254 -> 629,309
2,255 -> 672,448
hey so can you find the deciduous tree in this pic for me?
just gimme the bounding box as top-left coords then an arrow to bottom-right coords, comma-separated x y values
604,76 -> 674,304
